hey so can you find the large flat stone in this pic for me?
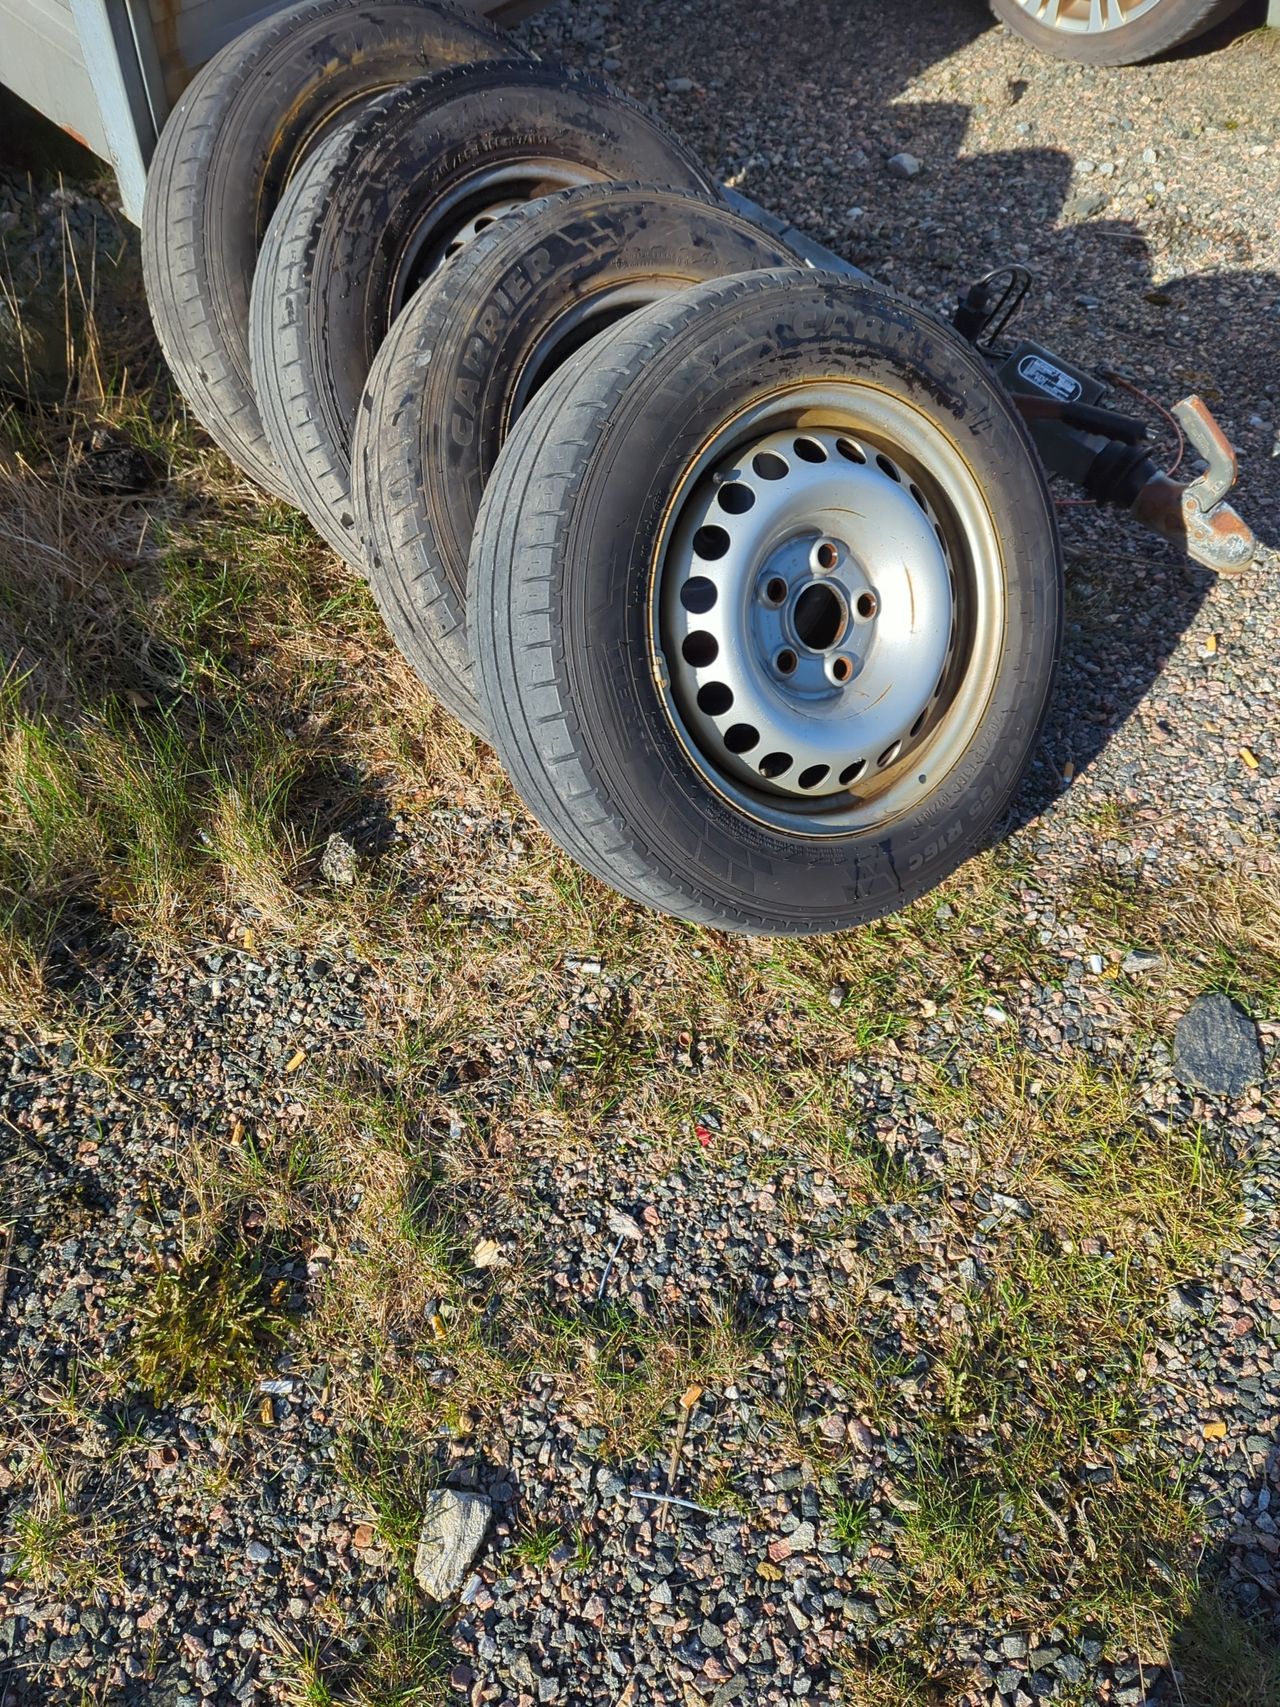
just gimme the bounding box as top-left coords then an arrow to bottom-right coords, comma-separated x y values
1173,993 -> 1263,1097
413,1489 -> 492,1601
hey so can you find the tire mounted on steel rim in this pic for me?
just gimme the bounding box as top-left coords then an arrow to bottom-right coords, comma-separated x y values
251,64 -> 717,568
142,0 -> 519,498
470,270 -> 1064,936
356,182 -> 797,734
989,0 -> 1247,65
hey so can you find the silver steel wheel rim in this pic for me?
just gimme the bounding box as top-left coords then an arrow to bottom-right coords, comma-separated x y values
1012,0 -> 1162,33
507,280 -> 690,427
652,383 -> 1007,839
388,161 -> 599,317
443,199 -> 529,262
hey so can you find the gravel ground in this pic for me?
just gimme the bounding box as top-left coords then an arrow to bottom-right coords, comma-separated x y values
3,4 -> 1280,1705
4,933 -> 1277,1705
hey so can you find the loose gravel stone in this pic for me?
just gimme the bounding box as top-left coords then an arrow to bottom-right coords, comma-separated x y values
318,832 -> 358,888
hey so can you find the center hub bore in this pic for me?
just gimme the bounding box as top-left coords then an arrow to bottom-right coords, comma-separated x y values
792,580 -> 847,651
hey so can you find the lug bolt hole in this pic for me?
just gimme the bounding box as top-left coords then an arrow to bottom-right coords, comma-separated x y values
831,655 -> 852,684
752,451 -> 788,481
693,525 -> 731,561
814,540 -> 839,571
856,591 -> 878,620
765,576 -> 788,605
775,648 -> 798,676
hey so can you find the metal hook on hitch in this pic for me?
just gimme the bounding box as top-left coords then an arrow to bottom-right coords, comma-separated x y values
1132,396 -> 1256,576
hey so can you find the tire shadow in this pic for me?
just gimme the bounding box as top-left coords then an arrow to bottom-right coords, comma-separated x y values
702,0 -> 1277,829
1160,1438 -> 1280,1705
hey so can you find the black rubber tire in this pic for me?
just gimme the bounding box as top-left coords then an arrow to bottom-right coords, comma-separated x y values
251,63 -> 716,567
470,270 -> 1064,936
989,0 -> 1247,64
355,182 -> 796,734
142,0 -> 518,499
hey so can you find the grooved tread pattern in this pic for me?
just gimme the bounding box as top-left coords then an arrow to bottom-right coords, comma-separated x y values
355,182 -> 793,734
141,0 -> 516,495
251,63 -> 715,590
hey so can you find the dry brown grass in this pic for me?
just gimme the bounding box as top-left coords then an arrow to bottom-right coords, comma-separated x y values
0,1452 -> 126,1599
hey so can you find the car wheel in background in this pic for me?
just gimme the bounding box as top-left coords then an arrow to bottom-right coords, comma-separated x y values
990,0 -> 1248,65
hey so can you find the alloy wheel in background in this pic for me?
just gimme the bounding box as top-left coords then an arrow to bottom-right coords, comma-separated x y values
989,0 -> 1248,64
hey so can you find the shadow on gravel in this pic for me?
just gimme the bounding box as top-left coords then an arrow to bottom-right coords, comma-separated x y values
738,0 -> 1279,842
1163,1438 -> 1280,1705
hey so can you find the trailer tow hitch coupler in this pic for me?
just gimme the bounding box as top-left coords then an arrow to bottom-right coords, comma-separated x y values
956,270 -> 1258,576
1131,397 -> 1256,576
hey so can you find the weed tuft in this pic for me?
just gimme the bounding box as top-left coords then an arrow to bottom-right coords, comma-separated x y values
509,1521 -> 561,1571
830,1496 -> 871,1556
1,1460 -> 122,1597
124,1245 -> 285,1405
336,1424 -> 440,1568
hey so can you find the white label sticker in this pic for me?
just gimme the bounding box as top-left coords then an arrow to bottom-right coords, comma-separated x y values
1017,354 -> 1082,402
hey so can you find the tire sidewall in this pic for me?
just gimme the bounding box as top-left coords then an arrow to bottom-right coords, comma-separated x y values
410,187 -> 796,597
142,0 -> 514,491
307,69 -> 717,442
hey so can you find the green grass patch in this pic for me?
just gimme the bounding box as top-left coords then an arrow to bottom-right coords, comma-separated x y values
123,1244 -> 287,1406
829,1496 -> 871,1555
536,1301 -> 765,1462
336,1424 -> 440,1568
917,1043 -> 1239,1273
807,1151 -> 1237,1650
509,1520 -> 561,1571
836,1651 -> 942,1707
1,1457 -> 122,1597
277,1604 -> 451,1707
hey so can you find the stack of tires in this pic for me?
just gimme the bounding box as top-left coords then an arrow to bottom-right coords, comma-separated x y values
143,0 -> 1063,936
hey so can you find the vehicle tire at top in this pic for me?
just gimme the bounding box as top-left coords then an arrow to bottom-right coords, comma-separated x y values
470,270 -> 1064,936
989,0 -> 1247,65
251,63 -> 717,569
142,0 -> 520,499
355,182 -> 798,735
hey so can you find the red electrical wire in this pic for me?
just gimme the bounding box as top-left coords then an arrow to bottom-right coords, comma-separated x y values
1053,367 -> 1186,507
1101,368 -> 1185,479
